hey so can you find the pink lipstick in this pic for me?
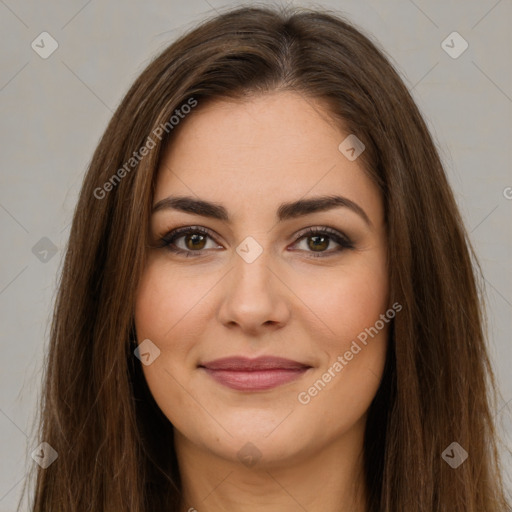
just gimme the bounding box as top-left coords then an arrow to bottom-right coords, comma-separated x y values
199,356 -> 311,391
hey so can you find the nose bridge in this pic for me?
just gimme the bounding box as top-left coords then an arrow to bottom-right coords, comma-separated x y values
231,237 -> 275,299
217,237 -> 289,330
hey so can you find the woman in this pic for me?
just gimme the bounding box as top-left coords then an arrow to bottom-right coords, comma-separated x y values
25,4 -> 510,511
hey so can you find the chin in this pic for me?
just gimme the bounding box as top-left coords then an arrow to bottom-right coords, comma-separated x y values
183,413 -> 318,468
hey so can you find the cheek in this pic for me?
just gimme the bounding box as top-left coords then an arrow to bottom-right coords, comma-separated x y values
134,261 -> 200,427
297,284 -> 389,437
296,252 -> 389,348
133,261 -> 200,402
302,253 -> 389,422
134,259 -> 208,344
135,263 -> 172,339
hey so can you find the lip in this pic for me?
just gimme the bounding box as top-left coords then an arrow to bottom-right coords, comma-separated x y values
199,356 -> 311,391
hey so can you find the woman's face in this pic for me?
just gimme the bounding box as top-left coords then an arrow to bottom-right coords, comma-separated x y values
135,91 -> 389,468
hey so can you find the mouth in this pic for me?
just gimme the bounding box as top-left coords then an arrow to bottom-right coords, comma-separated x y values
198,356 -> 312,391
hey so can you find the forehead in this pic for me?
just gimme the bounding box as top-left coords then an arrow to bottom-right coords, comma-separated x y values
154,91 -> 382,223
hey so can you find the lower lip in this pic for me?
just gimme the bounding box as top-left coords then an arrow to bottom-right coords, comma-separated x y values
201,368 -> 309,391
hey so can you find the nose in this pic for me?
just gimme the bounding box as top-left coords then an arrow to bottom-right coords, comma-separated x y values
216,247 -> 291,335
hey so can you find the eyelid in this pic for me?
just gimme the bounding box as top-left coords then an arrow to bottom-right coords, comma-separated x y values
294,226 -> 353,245
156,225 -> 220,249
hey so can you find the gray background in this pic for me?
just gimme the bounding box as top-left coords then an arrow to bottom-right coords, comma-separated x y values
1,0 -> 511,509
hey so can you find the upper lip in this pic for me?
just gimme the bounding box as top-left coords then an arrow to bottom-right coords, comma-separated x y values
199,356 -> 311,371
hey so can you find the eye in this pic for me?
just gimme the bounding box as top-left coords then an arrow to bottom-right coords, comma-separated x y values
291,227 -> 354,258
157,226 -> 222,257
157,225 -> 354,258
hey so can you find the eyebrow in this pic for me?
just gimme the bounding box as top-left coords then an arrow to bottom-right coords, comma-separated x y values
152,194 -> 372,227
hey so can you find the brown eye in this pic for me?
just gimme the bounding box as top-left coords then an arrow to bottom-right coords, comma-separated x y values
307,234 -> 329,252
184,233 -> 207,250
158,225 -> 353,259
292,227 -> 354,258
159,226 -> 221,257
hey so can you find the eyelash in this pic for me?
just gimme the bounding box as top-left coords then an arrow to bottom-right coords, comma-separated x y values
156,225 -> 354,259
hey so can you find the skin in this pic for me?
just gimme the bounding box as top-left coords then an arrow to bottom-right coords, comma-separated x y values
134,90 -> 389,512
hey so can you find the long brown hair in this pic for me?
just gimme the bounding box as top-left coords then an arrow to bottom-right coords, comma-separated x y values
24,4 -> 510,511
